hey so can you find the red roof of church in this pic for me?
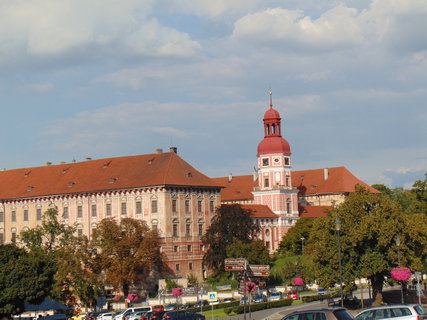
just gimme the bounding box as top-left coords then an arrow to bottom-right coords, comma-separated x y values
240,204 -> 277,218
0,151 -> 221,200
212,166 -> 379,202
299,205 -> 332,218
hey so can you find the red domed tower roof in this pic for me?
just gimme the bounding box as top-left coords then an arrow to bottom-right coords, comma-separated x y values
257,92 -> 291,156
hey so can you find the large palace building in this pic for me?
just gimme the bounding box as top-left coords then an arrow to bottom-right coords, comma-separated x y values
0,148 -> 222,278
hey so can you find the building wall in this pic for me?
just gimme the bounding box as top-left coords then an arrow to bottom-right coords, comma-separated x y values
0,186 -> 221,279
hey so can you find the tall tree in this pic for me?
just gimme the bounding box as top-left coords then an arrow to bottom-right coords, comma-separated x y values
309,186 -> 427,305
408,173 -> 427,215
202,204 -> 259,274
0,244 -> 55,318
226,238 -> 270,265
91,218 -> 163,296
278,218 -> 314,256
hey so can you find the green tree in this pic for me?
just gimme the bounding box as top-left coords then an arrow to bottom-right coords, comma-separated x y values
226,238 -> 270,265
309,186 -> 427,305
278,218 -> 314,255
202,204 -> 259,274
91,218 -> 163,297
0,244 -> 55,318
408,173 -> 427,215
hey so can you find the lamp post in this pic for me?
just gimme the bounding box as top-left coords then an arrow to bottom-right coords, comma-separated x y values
396,235 -> 404,304
335,217 -> 344,307
301,237 -> 305,255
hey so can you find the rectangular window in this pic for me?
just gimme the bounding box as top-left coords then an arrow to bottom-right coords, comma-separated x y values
77,205 -> 83,218
151,200 -> 158,213
0,232 -> 3,244
77,229 -> 83,237
12,210 -> 16,222
106,203 -> 111,216
63,207 -> 68,219
173,245 -> 179,252
285,176 -> 290,186
11,232 -> 16,243
198,223 -> 203,236
91,204 -> 97,217
23,209 -> 29,222
189,262 -> 193,270
136,201 -> 142,214
175,264 -> 180,272
187,245 -> 192,252
197,200 -> 202,213
284,157 -> 290,165
0,212 -> 3,223
264,177 -> 269,188
121,202 -> 127,215
185,200 -> 190,214
37,208 -> 42,221
173,224 -> 178,237
209,200 -> 214,213
152,224 -> 158,232
172,199 -> 177,213
185,223 -> 191,236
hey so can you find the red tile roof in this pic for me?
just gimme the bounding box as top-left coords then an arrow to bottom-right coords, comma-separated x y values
0,152 -> 222,200
240,204 -> 277,218
292,167 -> 380,196
299,205 -> 332,218
213,166 -> 379,202
211,175 -> 257,202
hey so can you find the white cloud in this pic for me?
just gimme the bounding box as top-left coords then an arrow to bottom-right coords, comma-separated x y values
232,5 -> 363,51
19,82 -> 55,93
152,127 -> 190,138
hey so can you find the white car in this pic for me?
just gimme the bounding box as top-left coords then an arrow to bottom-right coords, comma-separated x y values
268,292 -> 283,301
113,307 -> 152,320
354,305 -> 426,320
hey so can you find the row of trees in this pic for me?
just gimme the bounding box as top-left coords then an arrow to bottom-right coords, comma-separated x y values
0,211 -> 164,318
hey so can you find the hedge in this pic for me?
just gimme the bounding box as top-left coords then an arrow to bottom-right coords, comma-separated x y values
186,300 -> 240,313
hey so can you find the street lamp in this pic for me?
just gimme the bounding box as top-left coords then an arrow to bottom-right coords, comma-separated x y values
301,237 -> 305,255
396,235 -> 404,304
335,217 -> 344,307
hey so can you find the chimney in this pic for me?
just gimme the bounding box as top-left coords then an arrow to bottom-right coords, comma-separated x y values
170,147 -> 177,154
86,157 -> 92,161
46,161 -> 52,166
324,168 -> 329,181
228,173 -> 233,183
156,148 -> 163,154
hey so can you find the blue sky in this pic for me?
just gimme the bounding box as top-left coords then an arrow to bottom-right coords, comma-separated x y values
1,0 -> 426,188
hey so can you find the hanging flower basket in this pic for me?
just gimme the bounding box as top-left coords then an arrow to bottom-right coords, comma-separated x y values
172,288 -> 183,296
391,267 -> 411,281
245,281 -> 257,293
127,293 -> 139,301
293,278 -> 304,286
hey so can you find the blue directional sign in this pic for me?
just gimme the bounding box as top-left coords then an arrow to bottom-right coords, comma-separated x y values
207,291 -> 218,302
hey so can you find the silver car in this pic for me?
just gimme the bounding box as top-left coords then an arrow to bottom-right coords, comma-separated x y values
354,304 -> 426,320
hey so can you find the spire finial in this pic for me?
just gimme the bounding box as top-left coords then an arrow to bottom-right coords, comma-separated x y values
269,90 -> 273,108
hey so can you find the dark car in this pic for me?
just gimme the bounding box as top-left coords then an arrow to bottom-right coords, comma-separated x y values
253,294 -> 267,303
163,310 -> 205,319
141,312 -> 165,320
193,300 -> 209,307
180,302 -> 194,309
281,307 -> 353,320
164,304 -> 180,311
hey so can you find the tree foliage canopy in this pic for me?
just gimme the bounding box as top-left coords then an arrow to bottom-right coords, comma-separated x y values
91,217 -> 163,296
202,204 -> 259,274
0,244 -> 55,317
278,218 -> 314,256
226,238 -> 270,265
309,185 -> 427,304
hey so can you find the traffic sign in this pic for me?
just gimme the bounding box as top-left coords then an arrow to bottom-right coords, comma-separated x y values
225,258 -> 247,265
225,264 -> 245,271
207,292 -> 218,302
224,258 -> 247,271
248,264 -> 270,276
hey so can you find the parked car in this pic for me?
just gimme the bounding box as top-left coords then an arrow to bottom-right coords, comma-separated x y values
268,292 -> 283,301
180,302 -> 194,309
193,300 -> 209,308
151,306 -> 164,312
287,290 -> 299,300
97,313 -> 114,320
253,294 -> 267,303
209,299 -> 221,305
162,310 -> 205,319
240,297 -> 249,305
354,305 -> 426,320
164,303 -> 180,311
125,311 -> 147,320
114,307 -> 152,320
223,298 -> 236,303
281,307 -> 353,320
317,288 -> 328,295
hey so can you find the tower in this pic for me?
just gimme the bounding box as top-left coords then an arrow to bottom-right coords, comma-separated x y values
253,92 -> 299,241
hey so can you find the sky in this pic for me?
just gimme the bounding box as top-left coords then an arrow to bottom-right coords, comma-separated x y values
1,0 -> 426,188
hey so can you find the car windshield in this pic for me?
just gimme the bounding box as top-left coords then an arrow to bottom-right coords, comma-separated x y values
333,309 -> 353,320
414,306 -> 425,315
